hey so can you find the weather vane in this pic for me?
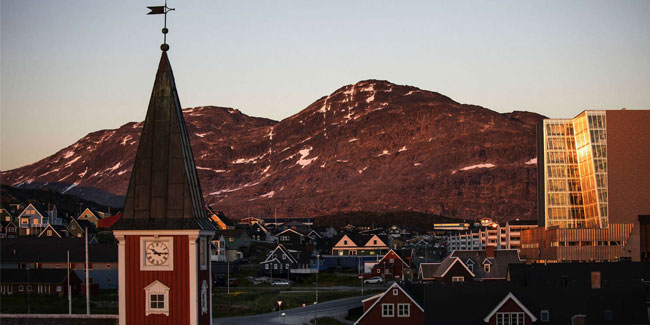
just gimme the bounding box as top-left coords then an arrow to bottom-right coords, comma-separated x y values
147,0 -> 175,51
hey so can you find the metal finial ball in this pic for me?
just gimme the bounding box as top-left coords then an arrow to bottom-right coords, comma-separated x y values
161,44 -> 170,51
162,28 -> 168,34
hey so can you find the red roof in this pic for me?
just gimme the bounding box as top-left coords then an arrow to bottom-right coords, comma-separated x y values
99,212 -> 121,228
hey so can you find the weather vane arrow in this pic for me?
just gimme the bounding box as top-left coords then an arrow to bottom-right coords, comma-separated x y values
147,0 -> 175,51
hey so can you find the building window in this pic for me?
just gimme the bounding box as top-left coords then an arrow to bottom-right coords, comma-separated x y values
201,280 -> 208,315
496,312 -> 525,325
385,269 -> 390,274
393,289 -> 398,296
397,303 -> 410,317
286,263 -> 290,269
382,303 -> 394,317
389,258 -> 394,263
274,264 -> 278,270
373,240 -> 377,245
343,240 -> 348,245
484,264 -> 491,273
467,264 -> 474,273
144,280 -> 170,316
18,285 -> 24,292
282,254 -> 286,260
228,237 -> 234,242
452,276 -> 464,282
265,264 -> 269,269
47,230 -> 52,236
26,285 -> 32,292
540,310 -> 550,322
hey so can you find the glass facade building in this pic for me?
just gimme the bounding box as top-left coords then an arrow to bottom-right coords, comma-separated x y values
541,111 -> 608,229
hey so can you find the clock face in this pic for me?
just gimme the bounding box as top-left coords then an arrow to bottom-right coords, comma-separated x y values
146,241 -> 170,265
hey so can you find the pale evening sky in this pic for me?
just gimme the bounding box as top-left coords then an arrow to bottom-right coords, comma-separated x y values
1,0 -> 649,171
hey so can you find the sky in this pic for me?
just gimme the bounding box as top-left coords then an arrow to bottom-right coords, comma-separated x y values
1,1 -> 649,171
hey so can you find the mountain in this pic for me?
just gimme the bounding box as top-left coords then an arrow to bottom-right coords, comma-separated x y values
1,80 -> 544,222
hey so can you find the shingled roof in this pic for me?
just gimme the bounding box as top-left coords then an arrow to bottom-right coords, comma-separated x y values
451,249 -> 522,280
112,52 -> 215,231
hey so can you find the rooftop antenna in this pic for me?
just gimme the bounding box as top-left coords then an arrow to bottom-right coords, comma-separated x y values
147,0 -> 175,52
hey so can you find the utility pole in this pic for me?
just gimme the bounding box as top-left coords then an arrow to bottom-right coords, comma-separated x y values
227,256 -> 230,295
315,254 -> 319,304
85,226 -> 90,315
67,250 -> 71,314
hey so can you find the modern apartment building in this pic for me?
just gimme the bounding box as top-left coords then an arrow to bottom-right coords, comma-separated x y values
447,220 -> 537,252
521,109 -> 650,262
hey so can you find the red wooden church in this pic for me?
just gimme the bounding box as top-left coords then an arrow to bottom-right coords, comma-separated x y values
112,49 -> 217,324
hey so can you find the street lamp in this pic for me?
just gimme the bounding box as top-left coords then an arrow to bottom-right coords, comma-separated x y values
277,300 -> 282,317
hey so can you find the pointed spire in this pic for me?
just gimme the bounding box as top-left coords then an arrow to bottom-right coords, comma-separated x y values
113,52 -> 215,230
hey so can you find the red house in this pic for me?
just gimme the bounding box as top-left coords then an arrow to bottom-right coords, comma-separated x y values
370,249 -> 410,279
483,292 -> 537,325
355,282 -> 424,325
111,50 -> 217,325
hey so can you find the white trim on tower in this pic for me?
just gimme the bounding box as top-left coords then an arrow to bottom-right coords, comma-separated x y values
115,233 -> 126,325
189,233 -> 199,325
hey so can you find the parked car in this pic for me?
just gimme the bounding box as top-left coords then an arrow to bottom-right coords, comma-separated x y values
271,280 -> 290,286
364,276 -> 384,284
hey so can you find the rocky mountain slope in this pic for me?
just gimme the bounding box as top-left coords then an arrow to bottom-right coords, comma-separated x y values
1,80 -> 543,222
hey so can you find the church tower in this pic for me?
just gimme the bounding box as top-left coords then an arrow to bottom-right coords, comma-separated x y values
112,49 -> 216,324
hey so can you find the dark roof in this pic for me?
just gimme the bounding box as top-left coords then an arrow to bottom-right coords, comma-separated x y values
75,219 -> 97,231
507,262 -> 650,289
419,263 -> 441,279
0,237 -> 117,263
404,268 -> 650,324
451,249 -> 521,279
113,52 -> 215,231
1,269 -> 73,284
432,257 -> 464,277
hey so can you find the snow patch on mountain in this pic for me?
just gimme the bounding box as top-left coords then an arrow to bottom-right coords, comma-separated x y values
525,158 -> 537,165
63,150 -> 75,159
348,138 -> 359,143
452,163 -> 496,174
62,183 -> 79,194
260,191 -> 275,198
232,155 -> 262,164
195,132 -> 209,138
296,147 -> 318,168
398,146 -> 407,152
376,150 -> 390,157
65,157 -> 81,168
121,135 -> 132,145
107,162 -> 121,173
40,168 -> 61,177
197,166 -> 226,173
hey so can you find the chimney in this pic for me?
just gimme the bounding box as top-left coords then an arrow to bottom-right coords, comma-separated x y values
486,246 -> 496,258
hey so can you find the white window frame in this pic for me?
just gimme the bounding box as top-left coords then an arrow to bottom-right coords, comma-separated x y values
200,237 -> 207,270
484,264 -> 491,273
452,276 -> 464,282
47,230 -> 52,236
468,264 -> 474,273
496,312 -> 525,325
393,289 -> 398,295
265,264 -> 269,270
274,263 -> 278,270
381,303 -> 394,317
18,285 -> 24,292
540,310 -> 550,322
397,303 -> 410,317
144,280 -> 170,316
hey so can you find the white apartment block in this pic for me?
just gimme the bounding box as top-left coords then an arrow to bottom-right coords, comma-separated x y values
447,220 -> 537,252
